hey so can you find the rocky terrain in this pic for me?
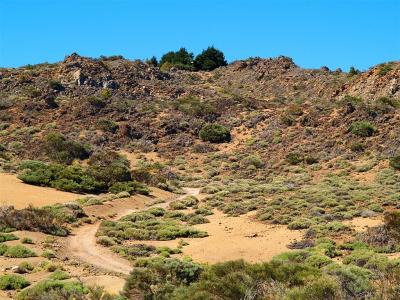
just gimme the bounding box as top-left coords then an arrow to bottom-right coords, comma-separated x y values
1,54 -> 400,299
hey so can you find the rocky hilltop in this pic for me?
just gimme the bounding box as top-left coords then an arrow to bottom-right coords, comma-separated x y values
0,54 -> 399,169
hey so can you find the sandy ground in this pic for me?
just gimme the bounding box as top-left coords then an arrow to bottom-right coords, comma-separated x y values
0,231 -> 61,300
343,217 -> 383,232
0,173 -> 80,209
128,209 -> 303,263
63,188 -> 195,277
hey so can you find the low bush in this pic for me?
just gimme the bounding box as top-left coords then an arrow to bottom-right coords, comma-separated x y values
0,205 -> 83,236
21,237 -> 34,244
241,155 -> 264,169
87,96 -> 106,108
44,132 -> 90,164
169,196 -> 199,210
0,275 -> 30,290
0,233 -> 19,243
3,245 -> 37,258
96,119 -> 118,133
199,123 -> 231,143
173,96 -> 218,120
97,207 -> 208,243
16,280 -> 86,300
49,80 -> 63,91
18,151 -> 147,195
49,269 -> 70,280
349,121 -> 376,137
389,155 -> 400,170
286,152 -> 303,165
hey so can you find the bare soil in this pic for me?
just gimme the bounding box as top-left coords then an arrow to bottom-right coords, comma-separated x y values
128,209 -> 303,263
0,173 -> 80,209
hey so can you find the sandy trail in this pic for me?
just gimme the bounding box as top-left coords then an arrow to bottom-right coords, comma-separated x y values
65,188 -> 200,276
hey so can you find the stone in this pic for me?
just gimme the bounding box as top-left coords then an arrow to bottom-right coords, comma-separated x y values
12,266 -> 27,274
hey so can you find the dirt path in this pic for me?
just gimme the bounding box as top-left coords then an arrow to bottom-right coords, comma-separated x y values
65,188 -> 200,275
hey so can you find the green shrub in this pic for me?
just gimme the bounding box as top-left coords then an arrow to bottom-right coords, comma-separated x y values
49,269 -> 70,280
287,276 -> 340,299
49,80 -> 63,91
4,245 -> 37,258
45,132 -> 90,164
0,233 -> 19,243
241,155 -> 264,169
87,151 -> 131,185
0,275 -> 30,290
0,244 -> 8,255
123,257 -> 203,299
0,205 -> 74,236
100,88 -> 112,99
173,96 -> 217,119
97,236 -> 116,247
169,196 -> 199,210
350,142 -> 366,152
87,96 -> 106,108
389,155 -> 400,170
286,152 -> 303,165
42,250 -> 56,259
16,280 -> 86,300
21,237 -> 34,244
97,119 -> 118,133
378,63 -> 393,76
199,123 -> 231,143
108,180 -> 149,195
194,46 -> 227,71
19,262 -> 34,272
349,121 -> 376,137
288,218 -> 313,230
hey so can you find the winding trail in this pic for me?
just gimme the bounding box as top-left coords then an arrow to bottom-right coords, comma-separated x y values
66,188 -> 200,275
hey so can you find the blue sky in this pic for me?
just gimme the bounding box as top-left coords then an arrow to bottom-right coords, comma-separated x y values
0,0 -> 399,70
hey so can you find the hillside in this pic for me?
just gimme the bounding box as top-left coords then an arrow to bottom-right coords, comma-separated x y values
1,54 -> 400,299
0,54 -> 399,164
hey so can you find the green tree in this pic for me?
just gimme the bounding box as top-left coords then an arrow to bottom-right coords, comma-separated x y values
159,48 -> 194,71
194,46 -> 227,71
348,66 -> 360,76
146,56 -> 158,67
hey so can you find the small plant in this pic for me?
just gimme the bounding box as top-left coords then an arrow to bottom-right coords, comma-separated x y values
49,269 -> 70,280
378,63 -> 393,76
100,88 -> 112,99
3,245 -> 37,258
389,155 -> 400,170
350,142 -> 366,152
199,123 -> 231,143
97,119 -> 118,133
349,121 -> 376,137
0,275 -> 30,290
49,80 -> 64,91
0,233 -> 19,243
42,250 -> 56,259
87,96 -> 106,108
21,237 -> 34,244
286,152 -> 303,165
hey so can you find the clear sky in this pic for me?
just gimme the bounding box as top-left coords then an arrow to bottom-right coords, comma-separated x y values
0,0 -> 399,70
